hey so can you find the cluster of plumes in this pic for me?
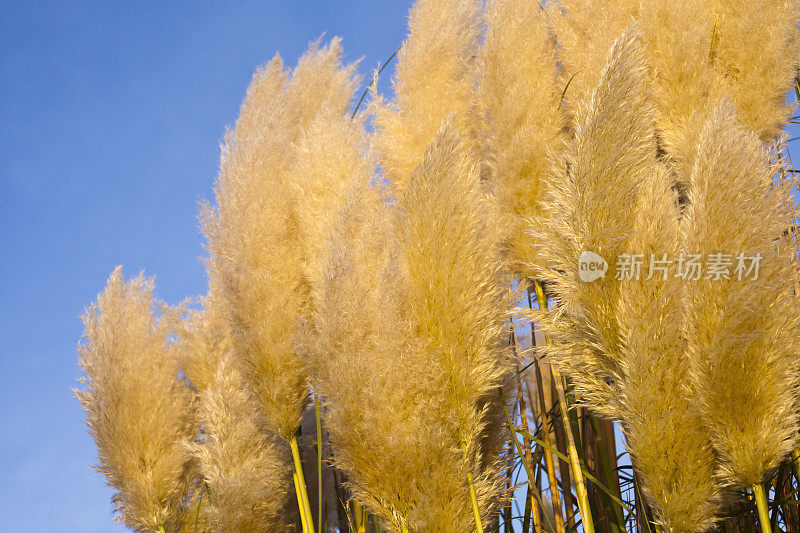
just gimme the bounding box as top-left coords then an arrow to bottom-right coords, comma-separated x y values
201,38 -> 359,441
300,2 -> 515,529
547,0 -> 800,183
180,298 -> 291,532
526,5 -> 800,533
532,28 -> 722,530
77,0 -> 800,532
301,119 -> 513,532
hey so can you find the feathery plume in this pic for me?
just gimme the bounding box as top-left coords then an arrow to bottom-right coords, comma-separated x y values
372,0 -> 482,192
302,178 -> 427,532
179,295 -> 292,532
189,351 -> 291,532
638,0 -> 721,183
290,102 -> 372,304
202,38 -> 357,440
709,0 -> 800,139
546,0 -> 638,111
399,119 -> 512,483
304,120 -> 512,532
532,25 -> 656,417
532,25 -> 722,530
682,102 -> 800,488
76,267 -> 196,532
479,0 -> 565,274
615,167 -> 721,531
179,294 -> 230,396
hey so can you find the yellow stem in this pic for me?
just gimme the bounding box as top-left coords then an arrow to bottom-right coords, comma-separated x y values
315,395 -> 323,533
290,435 -> 314,533
294,470 -> 310,533
400,524 -> 410,533
156,527 -> 165,533
752,483 -> 772,533
353,500 -> 366,533
461,441 -> 484,533
534,280 -> 595,533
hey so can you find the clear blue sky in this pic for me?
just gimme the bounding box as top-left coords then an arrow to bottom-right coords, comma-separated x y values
0,2 -> 408,530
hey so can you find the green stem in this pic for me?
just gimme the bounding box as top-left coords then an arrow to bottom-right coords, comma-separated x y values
315,395 -> 323,533
193,484 -> 204,533
752,483 -> 772,533
534,280 -> 595,533
588,415 -> 624,532
290,435 -> 314,533
461,441 -> 484,533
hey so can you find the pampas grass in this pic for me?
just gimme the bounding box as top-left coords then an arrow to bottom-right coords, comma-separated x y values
682,102 -> 800,511
301,120 -> 513,533
180,297 -> 292,532
77,1 -> 800,531
372,0 -> 481,193
479,0 -> 565,275
76,268 -> 196,532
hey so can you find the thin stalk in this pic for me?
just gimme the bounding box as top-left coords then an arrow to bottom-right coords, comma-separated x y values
534,359 -> 565,533
462,440 -> 484,533
529,285 -> 575,529
400,524 -> 410,533
753,484 -> 772,533
792,447 -> 800,482
633,473 -> 653,533
361,506 -> 367,533
511,323 -> 544,533
315,395 -> 323,533
156,527 -> 165,533
290,435 -> 314,533
352,500 -> 366,533
533,280 -> 595,533
294,469 -> 310,533
589,415 -> 624,531
194,484 -> 204,533
501,393 -> 557,533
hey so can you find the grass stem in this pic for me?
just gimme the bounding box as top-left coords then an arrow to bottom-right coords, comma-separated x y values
193,484 -> 204,533
315,395 -> 323,533
294,470 -> 310,533
462,440 -> 484,533
533,359 -> 565,533
792,447 -> 800,482
291,434 -> 314,533
533,280 -> 595,533
752,483 -> 772,533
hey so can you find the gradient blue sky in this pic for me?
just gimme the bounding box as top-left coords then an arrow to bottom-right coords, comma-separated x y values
0,2 -> 408,529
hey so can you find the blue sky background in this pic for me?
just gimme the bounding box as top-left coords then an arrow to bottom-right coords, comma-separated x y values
0,2 -> 408,530
3,2 -> 800,531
